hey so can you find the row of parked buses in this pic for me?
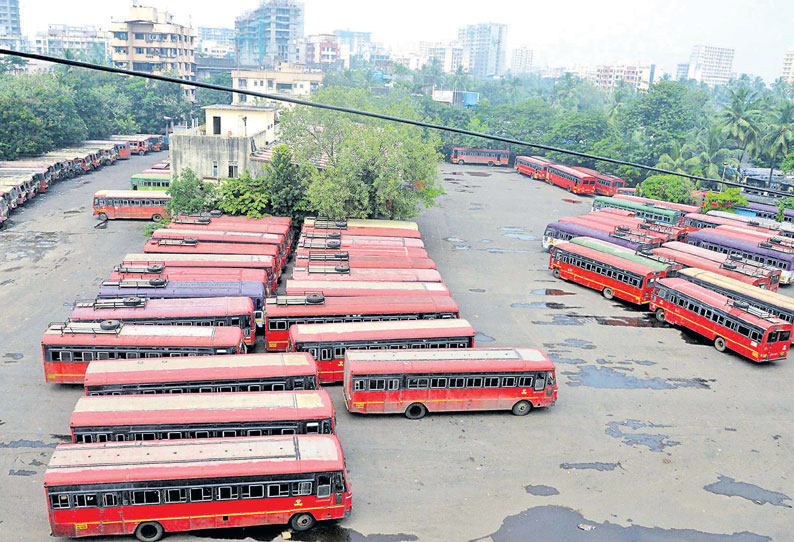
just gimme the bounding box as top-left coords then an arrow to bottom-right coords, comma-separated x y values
514,154 -> 633,196
42,212 -> 558,541
543,196 -> 794,362
0,135 -> 162,227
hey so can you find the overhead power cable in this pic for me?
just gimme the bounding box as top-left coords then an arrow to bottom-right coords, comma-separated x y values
0,48 -> 786,197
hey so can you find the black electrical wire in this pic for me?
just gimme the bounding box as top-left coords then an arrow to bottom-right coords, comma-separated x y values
0,48 -> 788,197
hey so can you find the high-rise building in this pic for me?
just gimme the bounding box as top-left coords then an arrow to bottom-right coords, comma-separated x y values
235,0 -> 304,68
781,47 -> 794,84
457,23 -> 507,78
427,43 -> 464,74
685,45 -> 734,87
111,5 -> 196,97
675,63 -> 690,81
333,30 -> 371,57
510,46 -> 533,74
0,0 -> 22,50
594,64 -> 655,92
34,25 -> 111,62
198,27 -> 235,48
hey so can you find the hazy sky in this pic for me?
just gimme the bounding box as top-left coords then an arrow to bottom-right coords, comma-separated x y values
20,0 -> 794,82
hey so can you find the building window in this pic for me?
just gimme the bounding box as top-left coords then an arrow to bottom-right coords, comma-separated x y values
228,162 -> 238,178
212,161 -> 218,177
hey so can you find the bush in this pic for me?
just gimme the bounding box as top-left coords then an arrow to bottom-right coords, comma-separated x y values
639,174 -> 696,204
166,168 -> 219,216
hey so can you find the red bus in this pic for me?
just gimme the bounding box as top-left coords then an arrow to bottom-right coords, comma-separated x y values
682,212 -> 779,234
298,235 -> 424,250
614,194 -> 700,215
579,212 -> 681,243
121,254 -> 277,291
83,353 -> 319,395
295,254 -> 437,270
111,135 -> 149,155
344,348 -> 557,419
451,147 -> 510,166
304,217 -> 417,231
93,191 -> 169,222
295,245 -> 429,259
265,294 -> 459,351
301,225 -> 422,239
286,280 -> 449,298
655,243 -> 779,290
545,164 -> 596,194
109,266 -> 270,297
70,390 -> 336,443
616,187 -> 636,196
651,278 -> 792,361
172,216 -> 293,255
514,156 -> 555,180
153,228 -> 288,271
713,225 -> 794,250
291,266 -> 443,283
550,242 -> 664,304
70,297 -> 257,346
572,167 -> 626,196
44,435 -> 352,539
289,319 -> 475,383
42,321 -> 245,384
559,216 -> 663,249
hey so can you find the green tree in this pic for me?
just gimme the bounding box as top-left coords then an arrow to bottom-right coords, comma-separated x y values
216,170 -> 270,217
264,145 -> 308,220
721,87 -> 761,166
0,54 -> 27,74
654,140 -> 698,174
702,188 -> 747,213
639,174 -> 695,204
688,125 -> 733,184
167,168 -> 218,215
196,72 -> 233,110
545,110 -> 611,167
763,100 -> 794,181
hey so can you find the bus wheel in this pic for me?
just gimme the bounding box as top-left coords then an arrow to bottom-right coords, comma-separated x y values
714,336 -> 727,352
655,309 -> 666,323
97,212 -> 108,221
552,268 -> 561,279
458,159 -> 465,165
152,214 -> 163,222
512,400 -> 532,416
405,403 -> 427,419
134,522 -> 164,542
488,161 -> 494,167
602,287 -> 614,300
290,512 -> 316,532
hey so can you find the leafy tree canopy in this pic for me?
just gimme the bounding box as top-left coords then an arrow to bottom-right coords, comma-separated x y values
166,168 -> 219,215
639,174 -> 696,204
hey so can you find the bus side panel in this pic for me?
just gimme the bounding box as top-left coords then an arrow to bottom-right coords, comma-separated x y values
44,361 -> 87,384
265,328 -> 289,352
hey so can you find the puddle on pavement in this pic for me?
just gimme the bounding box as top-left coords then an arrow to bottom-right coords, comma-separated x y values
561,198 -> 582,204
473,505 -> 771,542
511,302 -> 578,310
566,365 -> 710,390
474,332 -> 495,342
503,233 -> 538,241
448,172 -> 465,176
453,245 -> 471,251
9,469 -> 36,476
548,354 -> 587,365
560,462 -> 619,471
525,485 -> 559,496
3,352 -> 23,361
443,237 -> 465,243
532,313 -> 666,327
0,231 -> 63,262
469,288 -> 486,293
605,420 -> 680,452
486,248 -> 534,254
499,226 -> 525,232
466,171 -> 491,177
531,288 -> 576,296
703,475 -> 791,507
479,239 -> 492,243
192,523 -> 419,542
0,439 -> 57,449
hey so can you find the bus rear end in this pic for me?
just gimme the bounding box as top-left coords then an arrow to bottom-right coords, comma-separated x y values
761,325 -> 792,361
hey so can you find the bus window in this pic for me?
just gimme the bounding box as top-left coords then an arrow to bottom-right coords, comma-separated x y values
317,475 -> 332,498
534,373 -> 546,390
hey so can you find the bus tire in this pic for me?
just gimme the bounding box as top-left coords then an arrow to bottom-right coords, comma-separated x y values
405,402 -> 427,419
100,320 -> 121,331
714,336 -> 727,353
97,212 -> 108,221
655,309 -> 665,323
488,161 -> 494,167
602,287 -> 614,300
152,214 -> 163,222
134,522 -> 164,542
512,400 -> 532,416
552,267 -> 561,279
458,159 -> 465,165
289,512 -> 316,532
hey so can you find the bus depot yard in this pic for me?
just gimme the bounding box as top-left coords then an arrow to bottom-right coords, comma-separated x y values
0,160 -> 792,542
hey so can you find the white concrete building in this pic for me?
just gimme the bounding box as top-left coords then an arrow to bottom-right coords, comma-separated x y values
685,45 -> 734,87
781,47 -> 794,84
510,46 -> 533,74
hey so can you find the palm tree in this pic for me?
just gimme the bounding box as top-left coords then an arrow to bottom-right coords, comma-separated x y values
689,125 -> 733,183
763,100 -> 794,180
655,140 -> 699,174
721,87 -> 761,167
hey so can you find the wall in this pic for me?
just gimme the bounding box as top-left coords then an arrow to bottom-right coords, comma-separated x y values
170,132 -> 269,180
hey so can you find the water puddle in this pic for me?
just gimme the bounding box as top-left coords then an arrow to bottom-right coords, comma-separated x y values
453,245 -> 471,251
531,288 -> 575,296
448,171 -> 465,176
548,354 -> 587,365
486,248 -> 533,254
561,198 -> 582,204
704,476 -> 791,507
560,462 -> 619,471
605,420 -> 681,452
479,239 -> 492,243
532,313 -> 667,328
566,365 -> 711,390
473,505 -> 771,542
193,523 -> 419,541
0,440 -> 57,449
525,485 -> 559,496
474,332 -> 495,342
444,237 -> 465,243
9,469 -> 36,476
469,288 -> 486,293
511,302 -> 579,310
503,233 -> 538,241
466,171 -> 491,177
3,353 -> 23,360
499,226 -> 526,232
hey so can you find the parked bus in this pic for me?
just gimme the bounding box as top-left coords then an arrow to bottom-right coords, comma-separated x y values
685,230 -> 794,284
298,235 -> 424,250
97,279 -> 267,315
450,147 -> 510,166
84,353 -> 319,396
713,224 -> 794,250
304,217 -> 418,231
0,165 -> 50,191
735,202 -> 794,223
707,210 -> 794,239
295,244 -> 429,259
85,140 -> 131,160
550,241 -> 664,304
0,174 -> 36,200
70,390 -> 335,443
286,280 -> 449,298
542,220 -> 661,253
130,173 -> 171,191
289,319 -> 475,383
515,156 -> 555,180
44,435 -> 352,539
559,216 -> 663,248
171,216 -> 293,259
343,348 -> 557,419
0,196 -> 7,226
109,265 -> 269,295
679,268 -> 794,323
71,297 -> 257,346
572,167 -> 626,196
651,278 -> 792,361
265,294 -> 459,351
121,254 -> 277,290
654,243 -> 779,290
545,164 -> 596,194
153,228 -> 287,270
0,186 -> 18,210
592,196 -> 685,225
111,134 -> 150,155
291,266 -> 443,283
295,254 -> 437,270
144,238 -> 279,260
571,213 -> 677,243
302,224 -> 423,239
93,190 -> 169,222
569,237 -> 679,275
42,321 -> 245,384
614,194 -> 700,215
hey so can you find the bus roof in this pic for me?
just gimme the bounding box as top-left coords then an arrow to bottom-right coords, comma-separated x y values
84,353 -> 317,387
71,296 -> 253,321
679,268 -> 794,310
42,322 -> 243,347
44,435 -> 344,487
94,190 -> 170,199
169,218 -> 289,236
301,225 -> 423,239
154,228 -> 283,244
569,237 -> 671,271
71,390 -> 333,427
571,167 -> 624,182
614,194 -> 700,214
594,196 -> 680,217
554,242 -> 663,275
294,255 -> 436,270
131,173 -> 171,180
515,155 -> 553,164
266,295 -> 458,317
346,347 -> 554,375
286,280 -> 449,297
289,318 -> 475,343
291,267 -> 443,283
304,217 -> 418,231
546,163 -> 595,178
143,239 -> 279,257
97,280 -> 266,300
687,230 -> 794,261
124,253 -> 274,264
299,236 -> 425,249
